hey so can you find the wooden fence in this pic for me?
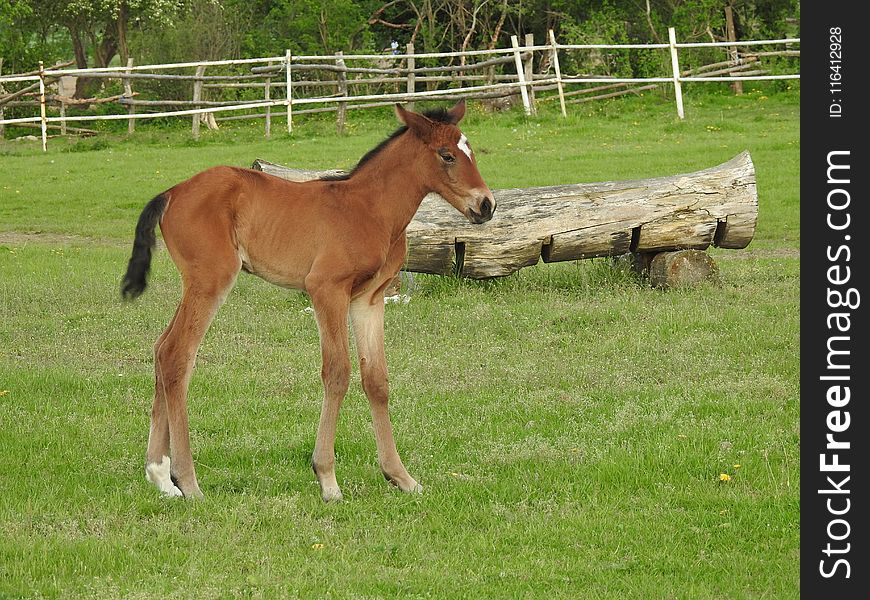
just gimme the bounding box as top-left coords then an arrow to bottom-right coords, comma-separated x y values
0,28 -> 800,151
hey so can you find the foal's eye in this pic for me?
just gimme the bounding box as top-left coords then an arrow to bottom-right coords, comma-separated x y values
438,150 -> 456,164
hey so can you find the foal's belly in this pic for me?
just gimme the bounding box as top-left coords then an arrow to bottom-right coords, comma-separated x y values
238,241 -> 310,290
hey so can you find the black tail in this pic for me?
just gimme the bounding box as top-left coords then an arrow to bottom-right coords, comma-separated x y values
121,193 -> 169,300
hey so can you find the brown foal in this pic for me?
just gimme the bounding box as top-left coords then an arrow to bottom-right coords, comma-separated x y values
121,100 -> 494,501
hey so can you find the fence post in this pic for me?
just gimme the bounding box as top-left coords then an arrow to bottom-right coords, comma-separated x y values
264,61 -> 272,138
123,58 -> 135,134
59,98 -> 67,135
1,58 -> 6,139
406,43 -> 415,111
668,27 -> 685,119
336,51 -> 348,134
524,33 -> 537,115
58,68 -> 68,135
52,64 -> 67,135
548,30 -> 567,117
724,6 -> 743,95
192,64 -> 205,139
292,49 -> 293,133
38,61 -> 47,152
510,35 -> 532,116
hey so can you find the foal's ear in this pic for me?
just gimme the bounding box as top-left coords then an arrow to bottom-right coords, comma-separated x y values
446,99 -> 466,124
394,103 -> 435,140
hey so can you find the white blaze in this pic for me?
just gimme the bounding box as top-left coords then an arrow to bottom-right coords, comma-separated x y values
457,133 -> 472,159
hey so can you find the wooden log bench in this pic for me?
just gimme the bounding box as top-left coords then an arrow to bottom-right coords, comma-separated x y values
252,151 -> 757,286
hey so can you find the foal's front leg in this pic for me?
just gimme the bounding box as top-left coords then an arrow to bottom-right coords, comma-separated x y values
309,286 -> 352,502
350,296 -> 421,494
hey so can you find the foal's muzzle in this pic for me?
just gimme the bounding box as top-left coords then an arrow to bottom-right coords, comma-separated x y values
468,195 -> 495,224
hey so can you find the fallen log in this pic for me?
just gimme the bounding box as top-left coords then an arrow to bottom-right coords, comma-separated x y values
252,151 -> 757,278
8,122 -> 98,136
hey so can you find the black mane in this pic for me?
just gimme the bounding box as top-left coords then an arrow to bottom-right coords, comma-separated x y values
319,107 -> 455,182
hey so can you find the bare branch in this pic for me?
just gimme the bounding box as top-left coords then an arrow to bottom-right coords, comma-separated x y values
368,18 -> 415,29
644,0 -> 662,43
488,0 -> 509,49
460,0 -> 489,66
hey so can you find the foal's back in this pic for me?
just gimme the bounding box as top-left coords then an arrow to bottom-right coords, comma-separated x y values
159,166 -> 381,291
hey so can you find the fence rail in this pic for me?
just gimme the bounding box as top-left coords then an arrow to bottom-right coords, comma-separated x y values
0,28 -> 800,151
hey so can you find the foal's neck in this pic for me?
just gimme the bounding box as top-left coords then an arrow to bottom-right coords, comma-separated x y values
345,131 -> 431,238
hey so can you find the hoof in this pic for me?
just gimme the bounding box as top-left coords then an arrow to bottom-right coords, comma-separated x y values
145,456 -> 183,498
400,481 -> 423,495
320,487 -> 344,503
181,487 -> 205,501
385,471 -> 423,494
161,486 -> 184,498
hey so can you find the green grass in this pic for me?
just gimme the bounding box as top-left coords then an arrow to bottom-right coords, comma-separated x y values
0,89 -> 799,598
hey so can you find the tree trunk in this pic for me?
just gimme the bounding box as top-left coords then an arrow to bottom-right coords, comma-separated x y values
70,28 -> 95,99
118,2 -> 130,65
724,5 -> 743,95
70,29 -> 88,69
73,19 -> 119,98
252,152 -> 758,279
94,20 -> 119,68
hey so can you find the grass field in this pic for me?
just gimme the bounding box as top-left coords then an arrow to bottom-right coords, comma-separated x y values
0,89 -> 799,598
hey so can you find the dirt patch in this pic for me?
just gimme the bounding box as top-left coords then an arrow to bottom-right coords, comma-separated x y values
0,232 -> 114,247
0,232 -> 160,249
715,247 -> 800,260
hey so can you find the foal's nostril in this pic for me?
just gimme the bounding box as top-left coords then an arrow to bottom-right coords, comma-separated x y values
480,198 -> 493,219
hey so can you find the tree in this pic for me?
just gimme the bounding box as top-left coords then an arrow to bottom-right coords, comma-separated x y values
240,0 -> 375,56
0,1 -> 37,72
2,0 -> 800,80
9,1 -> 180,96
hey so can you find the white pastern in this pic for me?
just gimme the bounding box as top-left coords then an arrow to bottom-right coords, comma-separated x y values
457,133 -> 472,159
145,455 -> 183,498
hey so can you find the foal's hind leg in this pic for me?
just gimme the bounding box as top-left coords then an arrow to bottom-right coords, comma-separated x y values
145,308 -> 182,497
350,296 -> 421,494
148,268 -> 239,499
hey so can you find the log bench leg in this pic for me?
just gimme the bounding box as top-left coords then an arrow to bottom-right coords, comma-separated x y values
625,249 -> 720,288
384,271 -> 416,298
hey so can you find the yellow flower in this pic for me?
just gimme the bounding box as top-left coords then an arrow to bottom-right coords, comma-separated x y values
719,473 -> 731,482
0,390 -> 9,397
311,543 -> 324,550
733,464 -> 741,469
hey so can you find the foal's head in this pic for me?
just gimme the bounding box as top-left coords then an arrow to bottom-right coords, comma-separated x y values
395,100 -> 495,224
